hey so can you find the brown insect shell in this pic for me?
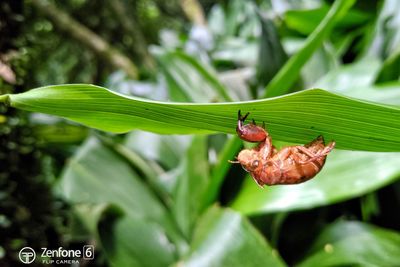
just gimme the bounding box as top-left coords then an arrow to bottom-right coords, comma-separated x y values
236,123 -> 267,143
237,149 -> 263,173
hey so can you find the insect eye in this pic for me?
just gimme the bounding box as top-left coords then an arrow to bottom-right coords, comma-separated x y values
252,160 -> 259,168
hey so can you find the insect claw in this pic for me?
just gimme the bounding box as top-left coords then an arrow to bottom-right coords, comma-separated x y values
262,121 -> 266,129
228,159 -> 240,164
238,110 -> 250,122
252,119 -> 256,125
316,135 -> 325,143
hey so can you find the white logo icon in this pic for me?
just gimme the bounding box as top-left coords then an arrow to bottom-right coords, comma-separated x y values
19,247 -> 36,264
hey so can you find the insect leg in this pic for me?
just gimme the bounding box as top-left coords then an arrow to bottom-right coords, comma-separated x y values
258,137 -> 274,160
297,141 -> 335,164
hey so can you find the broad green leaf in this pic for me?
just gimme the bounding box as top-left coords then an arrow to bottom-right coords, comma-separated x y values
96,134 -> 171,205
124,130 -> 191,170
256,16 -> 288,88
68,201 -> 177,267
231,150 -> 400,215
265,0 -> 356,97
222,0 -> 255,37
331,82 -> 400,106
218,68 -> 253,100
156,50 -> 232,102
375,48 -> 400,84
57,136 -> 187,259
297,221 -> 400,267
59,137 -> 166,221
99,215 -> 176,267
172,136 -> 210,239
72,203 -> 122,239
208,4 -> 225,36
314,58 -> 400,105
365,0 -> 400,58
213,38 -> 258,67
3,84 -> 400,151
301,45 -> 338,87
181,206 -> 286,267
314,58 -> 381,92
284,5 -> 370,35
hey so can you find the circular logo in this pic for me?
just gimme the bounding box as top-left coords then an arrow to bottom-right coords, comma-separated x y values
19,247 -> 36,264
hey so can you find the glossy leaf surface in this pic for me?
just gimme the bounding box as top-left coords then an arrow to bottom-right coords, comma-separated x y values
3,84 -> 400,151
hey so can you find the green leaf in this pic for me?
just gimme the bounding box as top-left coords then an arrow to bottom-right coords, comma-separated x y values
124,130 -> 191,170
365,0 -> 400,58
57,136 -> 188,261
331,82 -> 400,106
265,0 -> 356,97
171,136 -> 210,239
181,206 -> 287,267
72,203 -> 123,239
314,58 -> 381,91
256,16 -> 288,88
231,150 -> 400,215
4,84 -> 400,151
156,50 -> 232,102
284,5 -> 370,36
297,221 -> 400,267
213,38 -> 258,66
375,48 -> 400,84
59,137 -> 166,221
99,215 -> 177,267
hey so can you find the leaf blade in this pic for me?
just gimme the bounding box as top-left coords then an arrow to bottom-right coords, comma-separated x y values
181,206 -> 287,267
265,0 -> 356,97
297,221 -> 400,267
4,84 -> 400,151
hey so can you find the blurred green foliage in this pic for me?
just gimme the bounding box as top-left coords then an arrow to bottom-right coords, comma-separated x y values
1,0 -> 400,266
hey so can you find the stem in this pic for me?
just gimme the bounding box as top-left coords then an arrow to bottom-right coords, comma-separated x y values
31,0 -> 139,79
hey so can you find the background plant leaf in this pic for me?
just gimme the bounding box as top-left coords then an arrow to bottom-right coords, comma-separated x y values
99,215 -> 177,267
71,203 -> 176,267
181,206 -> 287,267
124,130 -> 191,170
255,15 -> 288,89
171,135 -> 210,239
297,221 -> 400,267
156,50 -> 232,102
375,49 -> 400,84
265,0 -> 356,97
57,137 -> 187,264
284,5 -> 370,36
